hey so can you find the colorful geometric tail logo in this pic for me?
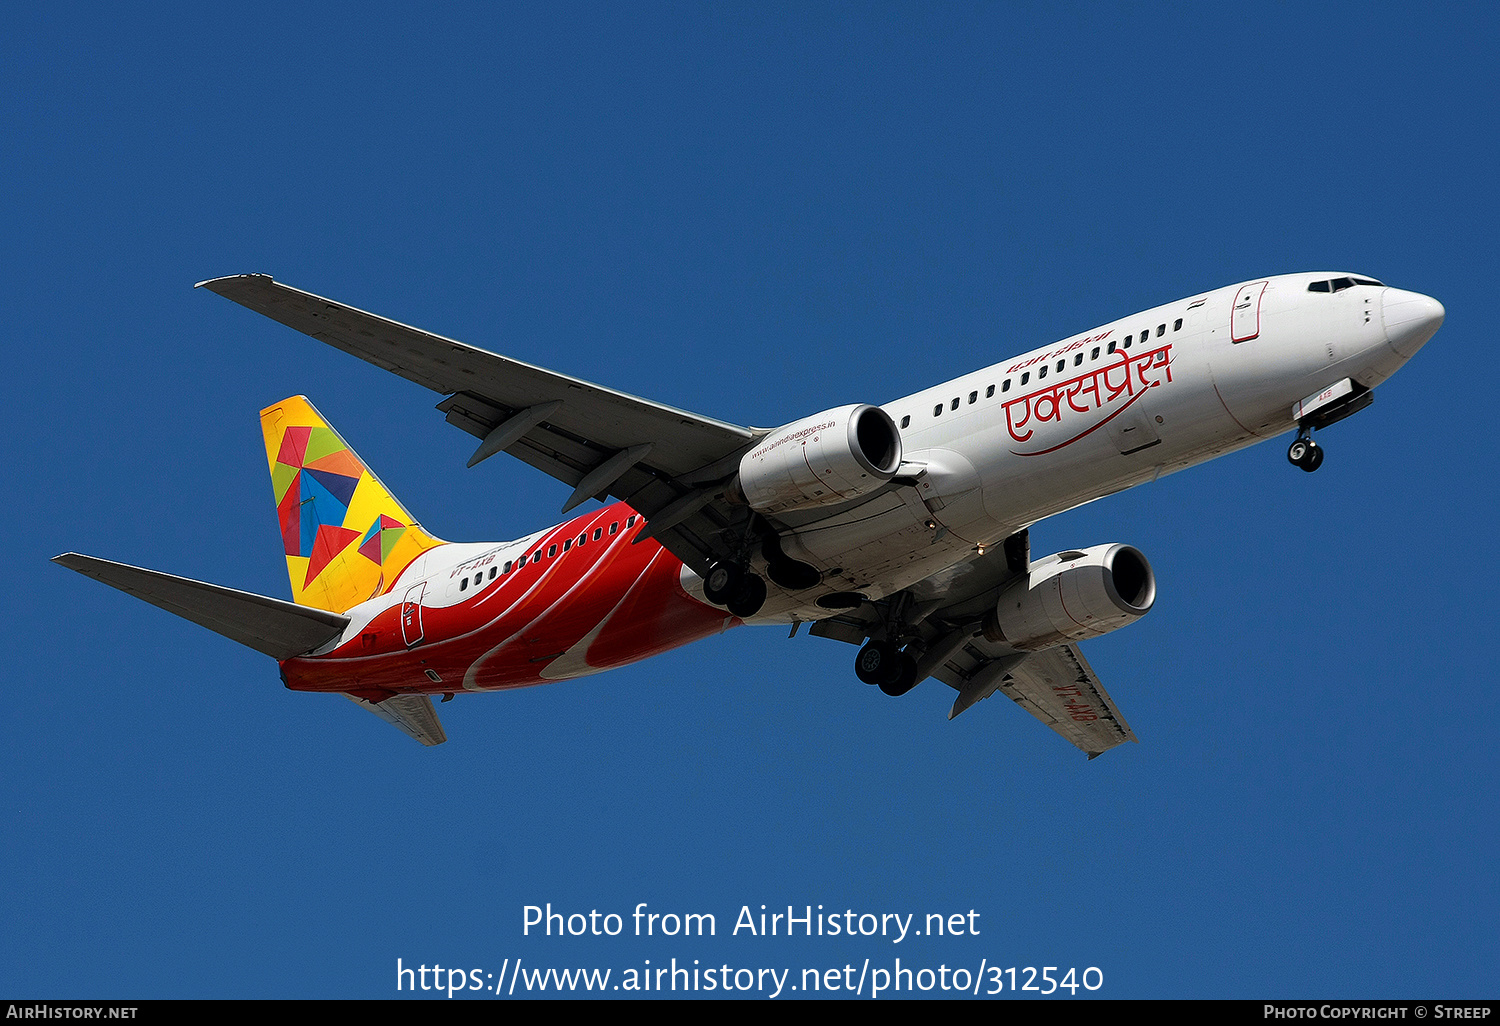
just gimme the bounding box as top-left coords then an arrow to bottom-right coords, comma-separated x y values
260,396 -> 445,613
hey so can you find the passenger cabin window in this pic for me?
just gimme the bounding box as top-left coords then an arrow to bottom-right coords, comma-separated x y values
627,515 -> 638,527
986,384 -> 995,398
1107,341 -> 1117,354
1021,372 -> 1030,385
1124,334 -> 1132,347
1001,379 -> 1011,392
563,539 -> 572,551
1174,318 -> 1183,331
1074,353 -> 1083,366
460,578 -> 468,591
1091,347 -> 1100,359
933,404 -> 943,417
532,551 -> 541,563
489,567 -> 497,579
968,391 -> 977,404
1157,324 -> 1165,336
1056,359 -> 1065,372
547,545 -> 557,557
950,397 -> 959,410
609,522 -> 619,535
593,528 -> 603,541
1038,365 -> 1047,379
900,415 -> 910,428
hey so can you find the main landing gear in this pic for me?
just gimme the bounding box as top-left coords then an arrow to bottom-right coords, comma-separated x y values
703,562 -> 767,618
854,640 -> 920,697
1287,425 -> 1324,473
703,526 -> 821,620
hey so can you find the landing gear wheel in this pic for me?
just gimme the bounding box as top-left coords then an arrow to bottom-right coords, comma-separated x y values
1287,437 -> 1324,472
1304,442 -> 1324,472
703,562 -> 742,605
725,573 -> 766,618
854,641 -> 897,686
878,654 -> 920,697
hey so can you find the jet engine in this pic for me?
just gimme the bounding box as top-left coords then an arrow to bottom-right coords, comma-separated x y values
736,404 -> 902,515
983,544 -> 1155,651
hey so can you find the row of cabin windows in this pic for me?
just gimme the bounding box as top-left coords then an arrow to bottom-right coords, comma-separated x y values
900,318 -> 1185,427
456,515 -> 640,591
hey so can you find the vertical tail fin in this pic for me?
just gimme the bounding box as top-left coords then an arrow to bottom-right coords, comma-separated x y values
261,396 -> 445,613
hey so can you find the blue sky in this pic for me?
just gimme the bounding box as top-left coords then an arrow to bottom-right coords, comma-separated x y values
4,2 -> 1495,999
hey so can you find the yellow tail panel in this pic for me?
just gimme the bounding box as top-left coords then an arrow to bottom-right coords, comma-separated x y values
261,396 -> 445,613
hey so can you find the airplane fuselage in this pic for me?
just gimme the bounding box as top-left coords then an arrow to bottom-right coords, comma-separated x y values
280,272 -> 1442,701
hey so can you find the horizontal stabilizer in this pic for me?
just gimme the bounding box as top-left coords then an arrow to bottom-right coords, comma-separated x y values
345,694 -> 448,746
52,553 -> 349,660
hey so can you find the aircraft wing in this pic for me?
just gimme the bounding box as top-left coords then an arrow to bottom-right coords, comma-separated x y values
932,638 -> 1137,758
197,274 -> 761,576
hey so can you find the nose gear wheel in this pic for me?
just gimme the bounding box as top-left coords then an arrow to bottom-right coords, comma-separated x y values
1287,429 -> 1324,472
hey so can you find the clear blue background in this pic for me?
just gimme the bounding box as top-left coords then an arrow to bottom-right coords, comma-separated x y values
3,2 -> 1494,999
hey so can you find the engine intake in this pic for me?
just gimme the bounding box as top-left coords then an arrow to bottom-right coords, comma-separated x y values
738,404 -> 902,515
983,543 -> 1155,651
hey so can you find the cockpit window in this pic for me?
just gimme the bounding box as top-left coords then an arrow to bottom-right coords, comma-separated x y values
1309,277 -> 1384,293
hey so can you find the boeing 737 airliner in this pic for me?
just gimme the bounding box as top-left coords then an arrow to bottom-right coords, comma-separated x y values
55,272 -> 1443,756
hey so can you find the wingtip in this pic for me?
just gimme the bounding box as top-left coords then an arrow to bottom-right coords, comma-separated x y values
194,273 -> 274,291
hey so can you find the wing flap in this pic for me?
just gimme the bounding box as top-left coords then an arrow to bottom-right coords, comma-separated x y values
53,553 -> 349,660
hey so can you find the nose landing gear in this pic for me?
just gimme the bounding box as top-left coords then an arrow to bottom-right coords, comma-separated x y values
1287,427 -> 1324,473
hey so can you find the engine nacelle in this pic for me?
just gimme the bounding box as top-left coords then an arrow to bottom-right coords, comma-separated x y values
737,404 -> 902,515
983,544 -> 1155,651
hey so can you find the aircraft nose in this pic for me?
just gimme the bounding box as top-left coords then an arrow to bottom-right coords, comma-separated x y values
1381,288 -> 1445,359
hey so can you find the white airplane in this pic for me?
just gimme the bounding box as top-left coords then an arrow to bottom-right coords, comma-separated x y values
55,272 -> 1442,757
